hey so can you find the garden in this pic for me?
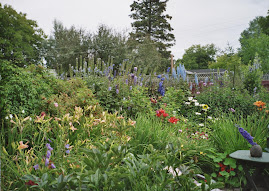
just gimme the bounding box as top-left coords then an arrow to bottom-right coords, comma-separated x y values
1,57 -> 269,191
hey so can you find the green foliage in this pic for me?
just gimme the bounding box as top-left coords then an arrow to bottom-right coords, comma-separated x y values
0,3 -> 45,67
178,44 -> 218,70
242,62 -> 263,95
43,20 -> 89,72
239,17 -> 269,73
209,54 -> 241,71
0,61 -> 56,119
258,10 -> 269,35
129,0 -> 175,59
195,85 -> 257,117
91,24 -> 128,66
127,37 -> 167,73
210,113 -> 269,153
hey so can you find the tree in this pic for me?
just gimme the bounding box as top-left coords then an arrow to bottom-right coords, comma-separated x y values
258,10 -> 269,35
239,17 -> 269,73
129,0 -> 175,60
127,37 -> 164,73
43,20 -> 89,72
0,3 -> 45,67
178,44 -> 218,70
90,24 -> 128,66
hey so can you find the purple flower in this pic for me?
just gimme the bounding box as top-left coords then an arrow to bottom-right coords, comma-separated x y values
236,124 -> 257,146
51,163 -> 56,169
108,87 -> 112,91
66,150 -> 70,154
33,164 -> 39,170
46,143 -> 53,151
46,150 -> 51,158
134,67 -> 137,72
45,158 -> 49,166
125,79 -> 128,84
134,76 -> 137,84
129,86 -> 132,90
116,89 -> 119,94
157,75 -> 161,78
48,138 -> 52,143
65,144 -> 70,149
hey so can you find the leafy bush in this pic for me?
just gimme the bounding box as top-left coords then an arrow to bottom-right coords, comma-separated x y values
195,85 -> 257,117
0,62 -> 57,119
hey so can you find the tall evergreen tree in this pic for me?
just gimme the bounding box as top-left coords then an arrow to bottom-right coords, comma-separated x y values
129,0 -> 175,60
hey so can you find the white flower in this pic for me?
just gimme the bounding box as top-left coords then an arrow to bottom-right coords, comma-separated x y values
5,116 -> 9,120
29,117 -> 32,121
185,102 -> 191,105
188,97 -> 193,101
195,112 -> 201,115
199,123 -> 204,127
22,110 -> 25,114
192,99 -> 198,102
208,116 -> 212,119
194,102 -> 200,106
9,114 -> 13,119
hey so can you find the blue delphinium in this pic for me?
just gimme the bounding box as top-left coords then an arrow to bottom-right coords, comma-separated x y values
235,124 -> 257,146
167,67 -> 171,73
158,81 -> 165,96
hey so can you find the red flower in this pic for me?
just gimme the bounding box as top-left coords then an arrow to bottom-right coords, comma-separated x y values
159,109 -> 165,114
168,117 -> 179,124
156,109 -> 169,118
25,180 -> 38,185
162,112 -> 169,118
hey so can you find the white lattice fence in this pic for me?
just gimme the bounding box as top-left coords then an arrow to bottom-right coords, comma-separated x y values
187,72 -> 226,82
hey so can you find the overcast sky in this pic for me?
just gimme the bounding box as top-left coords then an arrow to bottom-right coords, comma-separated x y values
2,0 -> 269,59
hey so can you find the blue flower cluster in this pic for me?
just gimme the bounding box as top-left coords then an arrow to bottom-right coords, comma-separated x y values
236,124 -> 257,146
158,77 -> 165,96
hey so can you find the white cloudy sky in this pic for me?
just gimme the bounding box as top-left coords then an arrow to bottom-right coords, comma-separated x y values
2,0 -> 269,59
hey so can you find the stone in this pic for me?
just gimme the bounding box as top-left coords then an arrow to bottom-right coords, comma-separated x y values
250,145 -> 263,157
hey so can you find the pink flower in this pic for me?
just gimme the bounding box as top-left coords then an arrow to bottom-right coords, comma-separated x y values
179,129 -> 183,133
54,103 -> 58,107
196,92 -> 200,94
229,108 -> 235,112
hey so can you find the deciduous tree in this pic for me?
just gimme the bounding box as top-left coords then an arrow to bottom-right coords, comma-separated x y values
0,4 -> 45,67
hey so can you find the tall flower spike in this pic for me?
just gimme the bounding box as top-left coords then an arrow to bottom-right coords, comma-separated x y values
235,124 -> 257,146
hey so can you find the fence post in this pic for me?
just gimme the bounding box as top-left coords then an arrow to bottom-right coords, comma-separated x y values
170,54 -> 174,74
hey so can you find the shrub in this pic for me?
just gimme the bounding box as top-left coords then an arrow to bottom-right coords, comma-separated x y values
0,62 -> 57,119
195,85 -> 256,117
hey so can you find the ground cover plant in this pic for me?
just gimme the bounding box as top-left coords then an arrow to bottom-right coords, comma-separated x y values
1,60 -> 269,190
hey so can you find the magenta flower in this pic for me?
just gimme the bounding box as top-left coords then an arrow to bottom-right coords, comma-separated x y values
54,102 -> 58,107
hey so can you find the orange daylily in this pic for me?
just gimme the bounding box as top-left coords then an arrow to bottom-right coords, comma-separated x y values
253,101 -> 266,110
18,141 -> 29,150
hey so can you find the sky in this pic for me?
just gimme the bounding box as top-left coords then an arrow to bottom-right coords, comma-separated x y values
2,0 -> 269,59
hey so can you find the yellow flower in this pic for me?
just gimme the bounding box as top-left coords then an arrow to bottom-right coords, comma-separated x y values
202,104 -> 209,111
18,141 -> 29,150
200,152 -> 203,155
181,144 -> 184,148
